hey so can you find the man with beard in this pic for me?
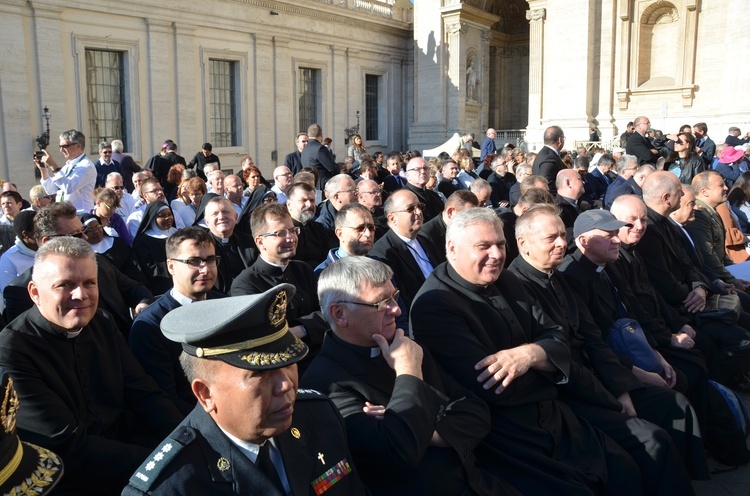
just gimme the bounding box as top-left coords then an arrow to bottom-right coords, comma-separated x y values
286,182 -> 338,268
315,203 -> 375,274
129,227 -> 225,415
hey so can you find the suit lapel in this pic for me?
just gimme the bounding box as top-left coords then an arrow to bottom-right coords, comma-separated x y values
388,230 -> 425,282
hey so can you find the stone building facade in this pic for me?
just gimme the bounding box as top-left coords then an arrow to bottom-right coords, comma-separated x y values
1,0 -> 748,191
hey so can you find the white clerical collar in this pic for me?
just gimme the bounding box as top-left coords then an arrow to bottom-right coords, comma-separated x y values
66,328 -> 84,339
260,255 -> 288,271
370,347 -> 381,358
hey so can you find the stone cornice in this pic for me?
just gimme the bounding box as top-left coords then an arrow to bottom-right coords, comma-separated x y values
440,2 -> 500,28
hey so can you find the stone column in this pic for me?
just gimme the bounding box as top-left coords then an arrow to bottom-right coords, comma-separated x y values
145,19 -> 173,156
174,23 -> 196,149
254,35 -> 274,170
525,7 -> 545,141
594,0 -> 617,139
274,37 -> 291,166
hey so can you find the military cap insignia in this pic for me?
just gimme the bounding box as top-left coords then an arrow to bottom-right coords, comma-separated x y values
1,376 -> 19,434
268,290 -> 288,327
217,457 -> 230,471
291,427 -> 301,439
311,458 -> 353,495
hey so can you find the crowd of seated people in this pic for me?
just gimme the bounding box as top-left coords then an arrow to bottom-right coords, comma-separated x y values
1,121 -> 750,494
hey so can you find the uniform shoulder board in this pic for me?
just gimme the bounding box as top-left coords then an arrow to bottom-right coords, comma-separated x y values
297,388 -> 327,400
127,426 -> 196,492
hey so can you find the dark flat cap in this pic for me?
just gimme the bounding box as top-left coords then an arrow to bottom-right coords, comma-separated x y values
160,283 -> 308,370
573,209 -> 631,238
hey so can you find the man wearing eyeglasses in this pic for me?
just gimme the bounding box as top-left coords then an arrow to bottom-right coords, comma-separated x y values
37,129 -> 97,213
106,172 -> 138,218
303,256 -> 519,496
403,157 -> 444,222
0,236 -> 182,495
357,179 -> 388,239
93,141 -> 124,189
284,132 -> 308,175
230,203 -> 329,371
130,226 -> 224,415
3,203 -> 153,334
269,166 -> 294,204
316,174 -> 358,232
315,203 -> 375,275
370,189 -> 439,310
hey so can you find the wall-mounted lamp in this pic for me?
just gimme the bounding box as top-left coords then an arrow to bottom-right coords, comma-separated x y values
35,106 -> 52,151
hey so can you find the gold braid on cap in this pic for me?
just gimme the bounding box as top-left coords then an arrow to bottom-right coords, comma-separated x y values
195,324 -> 289,357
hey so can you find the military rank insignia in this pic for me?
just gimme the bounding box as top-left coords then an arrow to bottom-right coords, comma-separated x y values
311,458 -> 352,495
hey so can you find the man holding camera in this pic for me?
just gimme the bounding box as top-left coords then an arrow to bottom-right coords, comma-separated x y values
36,129 -> 97,213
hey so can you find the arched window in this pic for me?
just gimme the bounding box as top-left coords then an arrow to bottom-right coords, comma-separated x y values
638,3 -> 679,87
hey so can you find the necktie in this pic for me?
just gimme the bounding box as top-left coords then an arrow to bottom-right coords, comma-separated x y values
257,442 -> 285,494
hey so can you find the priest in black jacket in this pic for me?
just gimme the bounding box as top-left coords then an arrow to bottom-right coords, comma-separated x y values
230,203 -> 329,369
411,207 -> 641,496
0,237 -> 182,495
302,256 -> 518,495
202,197 -> 257,293
509,204 -> 707,488
286,182 -> 338,268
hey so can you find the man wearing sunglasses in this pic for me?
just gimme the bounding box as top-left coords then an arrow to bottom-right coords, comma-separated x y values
370,189 -> 439,310
37,129 -> 97,213
303,256 -> 519,495
130,226 -> 224,415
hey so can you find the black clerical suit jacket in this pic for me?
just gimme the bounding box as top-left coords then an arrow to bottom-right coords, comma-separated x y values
301,138 -> 338,189
301,332 -> 514,496
417,214 -> 448,265
404,183 -> 444,223
123,393 -> 367,495
531,145 -> 564,196
369,229 -> 440,310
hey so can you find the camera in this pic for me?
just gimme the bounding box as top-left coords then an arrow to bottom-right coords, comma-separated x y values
34,151 -> 44,160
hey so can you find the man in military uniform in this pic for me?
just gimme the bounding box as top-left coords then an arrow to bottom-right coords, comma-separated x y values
123,284 -> 367,495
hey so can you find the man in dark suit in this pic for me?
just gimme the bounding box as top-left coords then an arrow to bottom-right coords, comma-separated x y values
692,123 -> 716,167
111,139 -> 141,193
283,132 -> 308,174
301,123 -> 338,189
303,256 -> 518,495
403,157 -> 444,222
129,227 -> 224,416
584,153 -> 615,206
369,189 -> 439,310
625,116 -> 661,165
512,206 -> 707,487
531,125 -> 566,196
418,190 -> 478,266
486,156 -> 516,207
123,284 -> 367,495
411,207 -> 641,495
382,153 -> 406,193
93,141 -> 124,188
554,168 -> 585,250
202,197 -> 258,293
724,126 -> 750,147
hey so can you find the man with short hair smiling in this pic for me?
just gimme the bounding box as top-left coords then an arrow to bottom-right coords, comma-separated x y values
37,129 -> 97,212
0,236 -> 182,495
93,141 -> 123,188
403,156 -> 444,222
357,178 -> 387,239
411,208 -> 640,495
286,182 -> 337,268
126,177 -> 166,236
418,190 -> 478,265
369,189 -> 439,309
129,227 -> 224,415
303,257 -> 516,495
317,174 -> 358,231
203,196 -> 257,293
230,203 -> 328,360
